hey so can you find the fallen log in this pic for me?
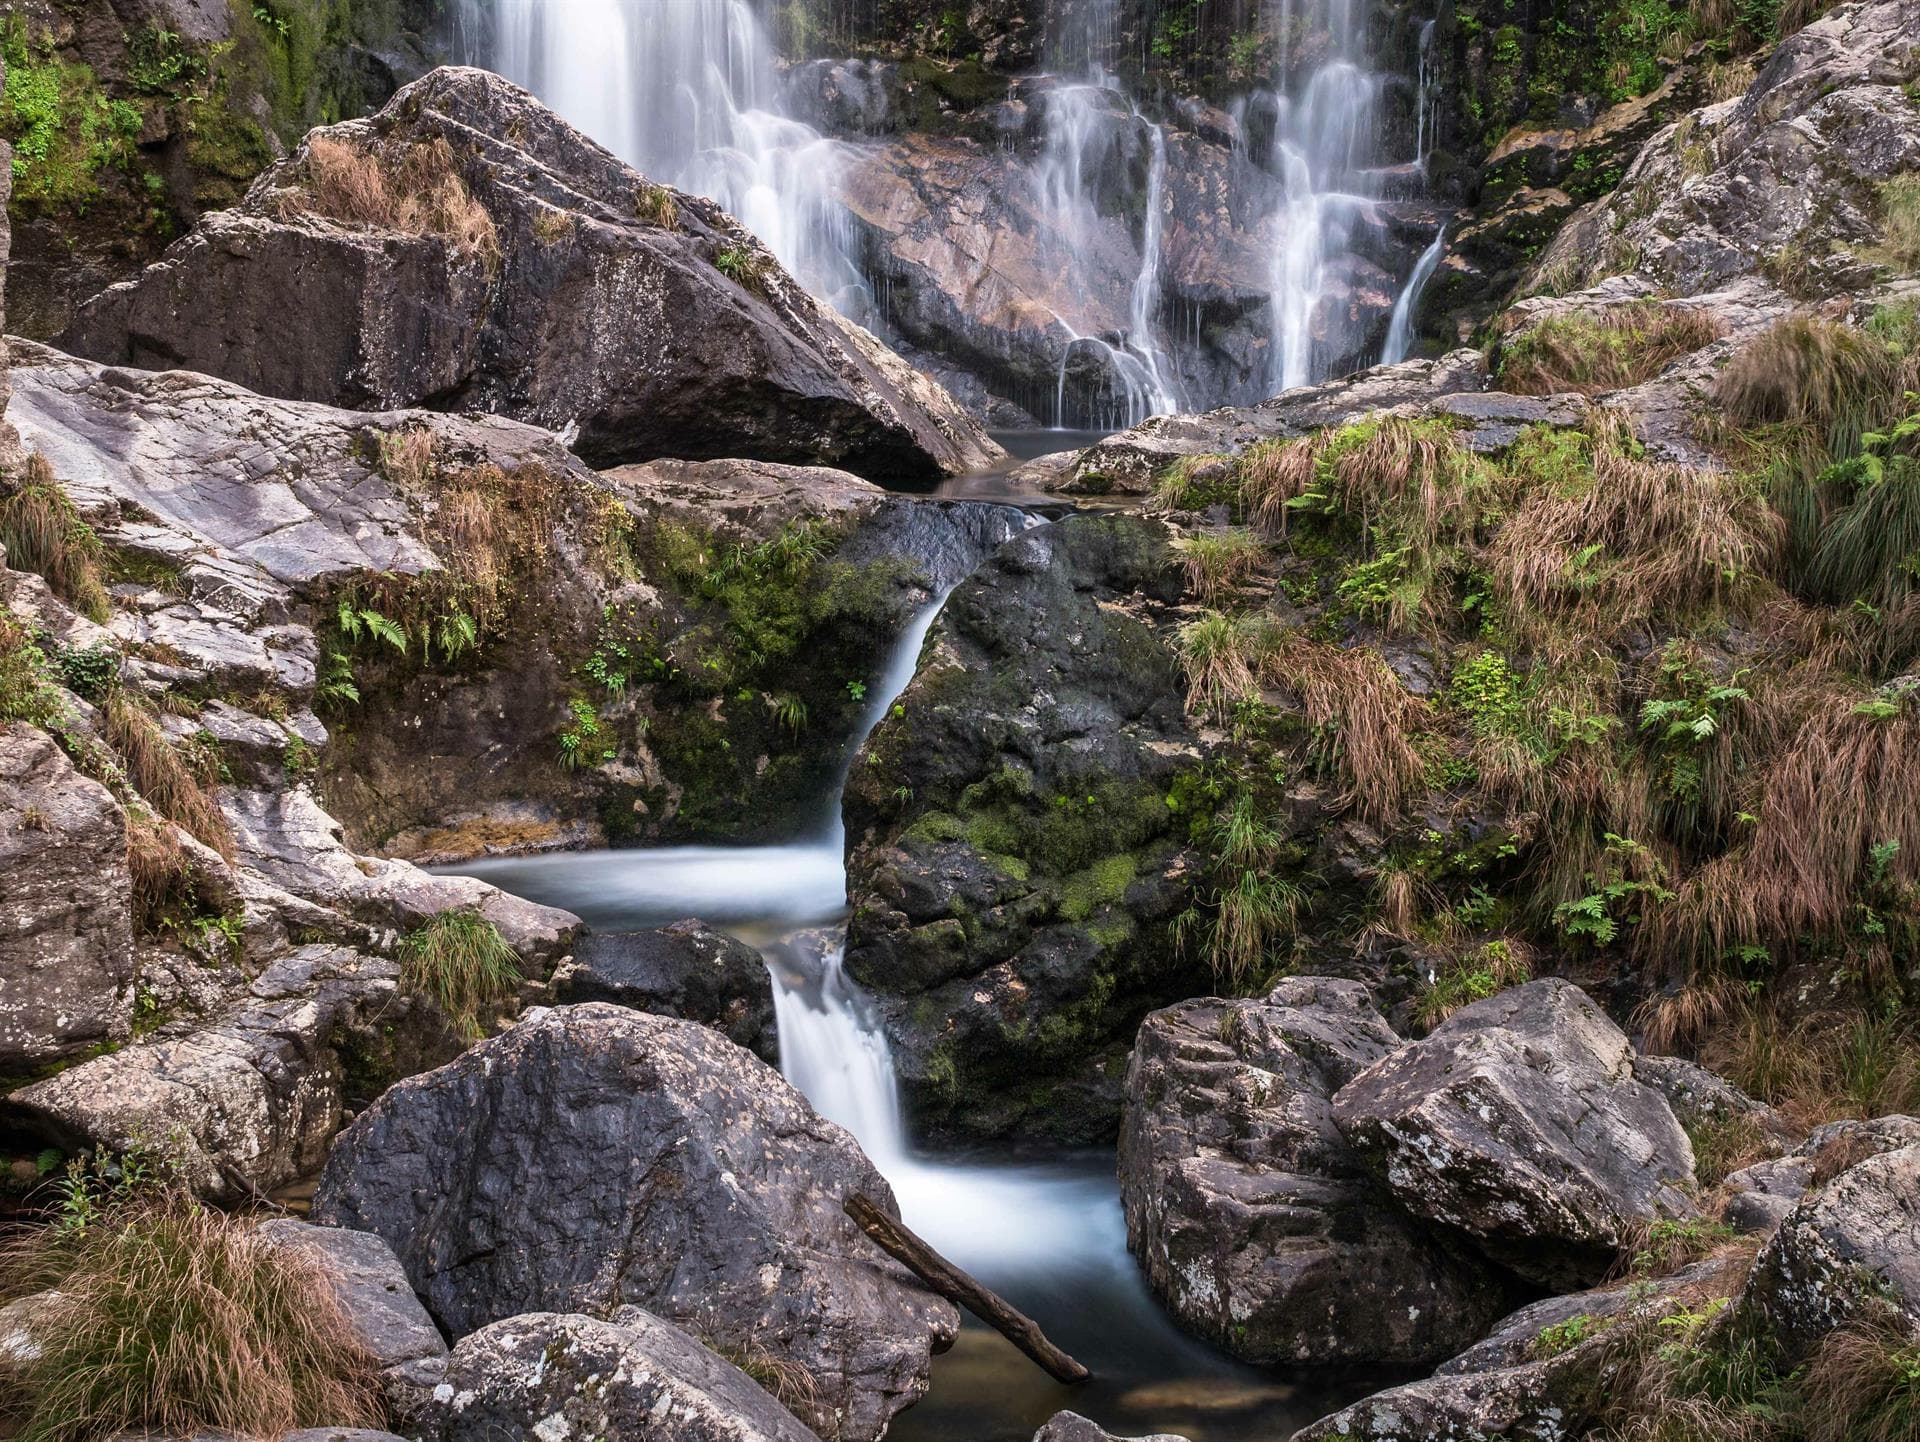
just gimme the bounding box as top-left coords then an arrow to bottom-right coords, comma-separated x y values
843,1191 -> 1091,1385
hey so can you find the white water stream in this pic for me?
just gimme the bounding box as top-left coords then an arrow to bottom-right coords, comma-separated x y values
1380,227 -> 1444,365
449,579 -> 1375,1438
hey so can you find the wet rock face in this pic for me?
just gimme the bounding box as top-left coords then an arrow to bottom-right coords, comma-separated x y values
843,513 -> 1209,1144
1332,978 -> 1698,1289
1737,1143 -> 1920,1361
311,1004 -> 958,1442
423,1309 -> 824,1442
57,66 -> 1000,483
0,723 -> 135,1071
1119,978 -> 1512,1365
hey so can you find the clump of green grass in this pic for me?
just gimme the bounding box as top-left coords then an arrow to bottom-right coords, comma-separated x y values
1,455 -> 111,622
1497,302 -> 1723,396
397,907 -> 523,1037
1198,791 -> 1307,992
0,1157 -> 383,1442
713,243 -> 772,294
634,180 -> 679,229
1174,526 -> 1266,602
1175,610 -> 1272,716
1413,938 -> 1533,1031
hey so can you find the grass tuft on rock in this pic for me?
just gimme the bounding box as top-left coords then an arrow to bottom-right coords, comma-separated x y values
287,134 -> 501,271
0,456 -> 111,623
397,907 -> 523,1037
0,1176 -> 383,1442
103,692 -> 234,860
1496,302 -> 1723,396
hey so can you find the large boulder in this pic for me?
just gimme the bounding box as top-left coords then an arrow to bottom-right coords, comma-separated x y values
552,919 -> 777,1060
421,1309 -> 821,1442
311,1004 -> 958,1442
842,513 -> 1208,1143
1119,978 -> 1509,1364
0,722 -> 135,1071
57,67 -> 1001,483
1736,1143 -> 1920,1360
1332,979 -> 1697,1288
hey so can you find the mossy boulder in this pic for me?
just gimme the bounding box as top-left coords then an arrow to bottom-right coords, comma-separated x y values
843,512 -> 1210,1143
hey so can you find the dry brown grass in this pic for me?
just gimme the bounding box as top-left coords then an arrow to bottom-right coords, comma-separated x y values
427,462 -> 559,633
1490,428 -> 1784,646
1703,1002 -> 1920,1129
0,1193 -> 383,1442
1635,977 -> 1742,1055
291,134 -> 500,270
1497,302 -> 1724,397
1265,633 -> 1426,828
0,454 -> 111,622
1712,316 -> 1898,434
1174,526 -> 1267,603
124,809 -> 196,930
1801,1317 -> 1920,1442
104,694 -> 233,860
374,426 -> 437,491
1237,433 -> 1323,535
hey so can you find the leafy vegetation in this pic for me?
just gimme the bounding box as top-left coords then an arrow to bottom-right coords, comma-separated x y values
396,908 -> 523,1038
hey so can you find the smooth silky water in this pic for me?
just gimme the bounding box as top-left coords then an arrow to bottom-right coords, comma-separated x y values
448,593 -> 1395,1441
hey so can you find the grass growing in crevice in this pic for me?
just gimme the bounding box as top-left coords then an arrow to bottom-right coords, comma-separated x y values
1265,633 -> 1426,828
102,692 -> 234,861
1496,302 -> 1724,396
1413,939 -> 1534,1031
1174,527 -> 1266,603
0,1153 -> 383,1442
396,907 -> 523,1038
1870,174 -> 1920,275
283,133 -> 500,271
1,455 -> 111,623
1193,790 -> 1309,993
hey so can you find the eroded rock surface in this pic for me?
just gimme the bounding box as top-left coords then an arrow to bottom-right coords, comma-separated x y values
58,67 -> 999,482
312,1004 -> 958,1442
1333,979 -> 1697,1288
1120,978 -> 1509,1364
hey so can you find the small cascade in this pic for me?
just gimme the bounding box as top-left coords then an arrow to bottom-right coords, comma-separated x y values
1414,17 -> 1439,175
456,0 -> 873,319
1381,227 -> 1445,364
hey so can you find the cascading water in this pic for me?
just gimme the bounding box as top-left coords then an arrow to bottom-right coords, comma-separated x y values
1381,227 -> 1444,365
454,0 -> 873,317
1261,0 -> 1383,393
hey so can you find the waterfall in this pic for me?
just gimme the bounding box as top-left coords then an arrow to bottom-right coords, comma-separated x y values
1264,0 -> 1382,394
1381,228 -> 1444,364
1414,17 -> 1439,175
455,0 -> 873,319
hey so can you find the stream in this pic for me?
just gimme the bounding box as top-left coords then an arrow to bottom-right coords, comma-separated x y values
447,534 -> 1393,1441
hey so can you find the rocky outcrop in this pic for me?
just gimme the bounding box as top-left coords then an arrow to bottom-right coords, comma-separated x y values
843,513 -> 1208,1143
1332,979 -> 1698,1289
1531,0 -> 1920,302
0,723 -> 135,1072
421,1309 -> 823,1442
0,945 -> 444,1202
311,1004 -> 958,1442
1119,978 -> 1509,1365
553,919 -> 777,1060
1032,1412 -> 1187,1442
57,67 -> 1000,483
1737,1143 -> 1920,1360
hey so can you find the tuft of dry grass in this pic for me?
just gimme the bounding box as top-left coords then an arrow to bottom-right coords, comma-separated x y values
1497,302 -> 1724,396
1635,977 -> 1742,1056
289,134 -> 500,271
1703,1001 -> 1920,1129
0,1192 -> 384,1442
1175,610 -> 1272,717
1490,421 -> 1784,646
1713,316 -> 1897,435
0,455 -> 111,622
1265,633 -> 1426,828
1872,175 -> 1920,275
104,694 -> 233,860
634,181 -> 679,229
374,426 -> 437,491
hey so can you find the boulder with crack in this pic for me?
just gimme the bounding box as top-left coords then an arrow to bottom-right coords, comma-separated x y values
1332,978 -> 1698,1289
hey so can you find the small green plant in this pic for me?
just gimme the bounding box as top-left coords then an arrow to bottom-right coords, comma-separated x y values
1529,1312 -> 1611,1359
395,908 -> 522,1038
634,181 -> 679,228
764,692 -> 808,735
1414,939 -> 1533,1030
555,697 -> 604,770
1629,1216 -> 1739,1276
713,243 -> 770,293
52,642 -> 119,702
1554,834 -> 1675,945
845,679 -> 868,703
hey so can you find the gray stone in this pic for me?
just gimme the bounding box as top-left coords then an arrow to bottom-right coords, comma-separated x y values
554,919 -> 777,1060
1737,1142 -> 1920,1360
58,69 -> 1000,483
1332,978 -> 1697,1288
1119,978 -> 1509,1365
1033,1412 -> 1188,1442
312,1004 -> 957,1442
0,723 -> 135,1070
255,1220 -> 446,1370
421,1309 -> 822,1442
